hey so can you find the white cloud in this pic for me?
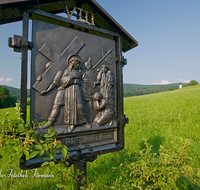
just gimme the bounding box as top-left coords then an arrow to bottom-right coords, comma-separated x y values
5,78 -> 12,83
0,77 -> 4,82
183,80 -> 190,83
0,77 -> 12,84
153,79 -> 171,85
179,79 -> 190,83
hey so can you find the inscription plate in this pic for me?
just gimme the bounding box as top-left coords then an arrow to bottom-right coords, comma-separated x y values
58,130 -> 117,151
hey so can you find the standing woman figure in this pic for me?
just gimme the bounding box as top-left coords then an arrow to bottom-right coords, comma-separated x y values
61,54 -> 96,132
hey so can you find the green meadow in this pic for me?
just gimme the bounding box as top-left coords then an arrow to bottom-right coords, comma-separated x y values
0,106 -> 30,123
0,85 -> 200,189
124,85 -> 200,166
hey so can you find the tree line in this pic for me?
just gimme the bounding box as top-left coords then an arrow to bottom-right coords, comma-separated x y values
0,80 -> 198,108
123,80 -> 199,97
0,85 -> 16,108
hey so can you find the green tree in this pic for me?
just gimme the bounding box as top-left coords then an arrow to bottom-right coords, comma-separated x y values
168,87 -> 176,91
187,80 -> 198,86
0,85 -> 16,108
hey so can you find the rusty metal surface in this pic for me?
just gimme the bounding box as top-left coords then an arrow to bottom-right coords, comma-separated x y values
1,0 -> 138,52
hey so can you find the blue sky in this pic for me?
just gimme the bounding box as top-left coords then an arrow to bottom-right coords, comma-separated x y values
0,0 -> 200,88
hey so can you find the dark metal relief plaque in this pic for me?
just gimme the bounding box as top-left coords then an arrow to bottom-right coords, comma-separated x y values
31,19 -> 118,150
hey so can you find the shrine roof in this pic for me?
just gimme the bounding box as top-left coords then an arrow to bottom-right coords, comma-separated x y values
0,0 -> 138,52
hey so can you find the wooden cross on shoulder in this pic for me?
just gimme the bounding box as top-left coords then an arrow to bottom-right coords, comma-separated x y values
33,36 -> 85,93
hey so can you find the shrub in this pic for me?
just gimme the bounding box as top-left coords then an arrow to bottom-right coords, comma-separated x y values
0,85 -> 16,108
110,138 -> 200,190
0,103 -> 86,189
168,88 -> 176,91
187,80 -> 198,86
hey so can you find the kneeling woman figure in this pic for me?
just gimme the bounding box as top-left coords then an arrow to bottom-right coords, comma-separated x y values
93,92 -> 114,126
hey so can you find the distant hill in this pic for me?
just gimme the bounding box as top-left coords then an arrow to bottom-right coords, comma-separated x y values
123,83 -> 187,97
1,85 -> 30,100
1,83 -> 186,100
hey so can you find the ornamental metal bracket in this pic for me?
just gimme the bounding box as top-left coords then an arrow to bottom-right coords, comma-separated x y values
122,114 -> 129,126
121,55 -> 127,66
118,115 -> 129,126
8,35 -> 34,52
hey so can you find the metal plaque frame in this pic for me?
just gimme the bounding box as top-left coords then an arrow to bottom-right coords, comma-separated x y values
20,8 -> 127,170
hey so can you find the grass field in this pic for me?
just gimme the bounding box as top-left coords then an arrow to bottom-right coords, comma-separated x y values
123,85 -> 200,166
0,85 -> 200,189
0,105 -> 30,123
87,85 -> 200,188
